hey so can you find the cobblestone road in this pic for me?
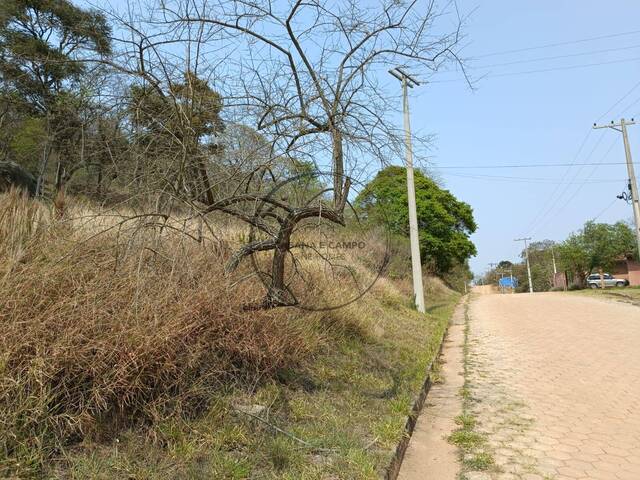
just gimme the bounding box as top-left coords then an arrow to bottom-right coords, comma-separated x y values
466,292 -> 640,480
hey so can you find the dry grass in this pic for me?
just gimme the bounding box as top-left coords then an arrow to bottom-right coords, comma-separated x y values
0,190 -> 317,477
0,190 -> 462,479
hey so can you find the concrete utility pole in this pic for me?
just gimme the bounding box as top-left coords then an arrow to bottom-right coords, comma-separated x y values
488,262 -> 498,289
593,118 -> 640,256
550,245 -> 558,288
515,237 -> 534,293
389,67 -> 425,313
509,266 -> 515,294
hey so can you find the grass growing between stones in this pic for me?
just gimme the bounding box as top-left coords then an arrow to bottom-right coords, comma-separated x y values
448,297 -> 499,480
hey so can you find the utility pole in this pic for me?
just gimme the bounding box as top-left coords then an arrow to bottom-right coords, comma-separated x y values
550,245 -> 558,289
593,118 -> 640,256
509,265 -> 515,294
390,67 -> 425,313
488,262 -> 498,286
515,237 -> 534,293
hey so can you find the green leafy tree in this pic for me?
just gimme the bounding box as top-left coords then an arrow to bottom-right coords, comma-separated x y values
356,166 -> 477,274
517,240 -> 557,292
129,72 -> 224,204
0,0 -> 111,191
0,0 -> 111,112
558,220 -> 637,285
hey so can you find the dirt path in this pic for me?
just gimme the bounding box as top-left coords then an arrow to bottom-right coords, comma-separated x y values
400,291 -> 640,480
398,299 -> 466,480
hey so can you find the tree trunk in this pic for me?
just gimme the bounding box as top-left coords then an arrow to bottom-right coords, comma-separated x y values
54,161 -> 63,192
96,162 -> 103,197
36,143 -> 52,197
332,130 -> 344,208
267,222 -> 293,307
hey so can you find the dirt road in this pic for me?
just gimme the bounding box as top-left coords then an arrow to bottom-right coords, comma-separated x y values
400,292 -> 640,480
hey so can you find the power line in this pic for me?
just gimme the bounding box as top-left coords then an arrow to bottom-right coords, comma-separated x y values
520,130 -> 594,234
474,43 -> 640,70
596,80 -> 640,122
620,95 -> 640,117
531,137 -> 619,236
592,198 -> 619,222
434,161 -> 635,169
443,171 -> 625,184
523,132 -> 608,235
432,56 -> 640,83
474,29 -> 640,59
521,81 -> 640,236
593,119 -> 640,255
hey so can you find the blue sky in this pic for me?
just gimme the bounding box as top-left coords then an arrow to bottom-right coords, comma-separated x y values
402,1 -> 640,276
93,0 -> 640,278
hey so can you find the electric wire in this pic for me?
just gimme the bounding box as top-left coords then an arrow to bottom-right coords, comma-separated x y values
523,131 -> 606,235
596,80 -> 640,122
442,171 -> 625,184
592,198 -> 619,222
450,79 -> 639,238
474,43 -> 640,70
435,161 -> 635,169
517,80 -> 640,236
432,56 -> 640,83
474,29 -> 640,59
531,137 -> 619,236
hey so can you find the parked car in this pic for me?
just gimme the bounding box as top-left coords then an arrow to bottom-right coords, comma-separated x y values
586,273 -> 629,289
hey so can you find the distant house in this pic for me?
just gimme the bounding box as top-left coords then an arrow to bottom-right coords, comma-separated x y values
612,258 -> 640,286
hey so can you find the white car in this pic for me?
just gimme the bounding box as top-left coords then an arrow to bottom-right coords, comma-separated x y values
586,273 -> 629,289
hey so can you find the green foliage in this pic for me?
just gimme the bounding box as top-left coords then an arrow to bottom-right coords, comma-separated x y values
442,259 -> 474,293
7,116 -> 45,170
558,220 -> 637,281
517,240 -> 557,292
487,222 -> 637,292
0,0 -> 111,112
128,71 -> 225,202
129,72 -> 224,149
356,166 -> 477,274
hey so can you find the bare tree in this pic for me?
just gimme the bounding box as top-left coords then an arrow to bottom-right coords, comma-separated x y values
99,0 -> 467,307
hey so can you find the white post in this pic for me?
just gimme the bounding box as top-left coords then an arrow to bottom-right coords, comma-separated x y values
515,237 -> 534,293
524,239 -> 534,293
401,76 -> 426,313
621,119 -> 640,256
593,118 -> 640,257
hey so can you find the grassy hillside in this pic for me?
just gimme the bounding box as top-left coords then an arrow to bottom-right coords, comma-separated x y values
0,191 -> 460,479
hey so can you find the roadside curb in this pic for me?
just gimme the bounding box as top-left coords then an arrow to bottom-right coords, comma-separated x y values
383,295 -> 468,480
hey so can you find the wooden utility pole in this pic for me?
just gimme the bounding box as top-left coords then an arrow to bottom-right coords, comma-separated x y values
515,238 -> 534,293
593,118 -> 640,256
389,67 -> 425,313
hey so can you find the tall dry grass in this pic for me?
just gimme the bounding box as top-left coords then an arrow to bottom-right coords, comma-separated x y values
0,191 -> 317,475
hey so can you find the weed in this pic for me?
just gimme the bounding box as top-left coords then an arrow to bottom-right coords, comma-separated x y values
448,297 -> 498,476
464,451 -> 494,470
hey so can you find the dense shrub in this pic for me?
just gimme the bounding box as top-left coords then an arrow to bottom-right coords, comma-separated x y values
0,191 -> 316,474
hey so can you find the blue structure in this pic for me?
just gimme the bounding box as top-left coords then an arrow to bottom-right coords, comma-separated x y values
498,276 -> 518,289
